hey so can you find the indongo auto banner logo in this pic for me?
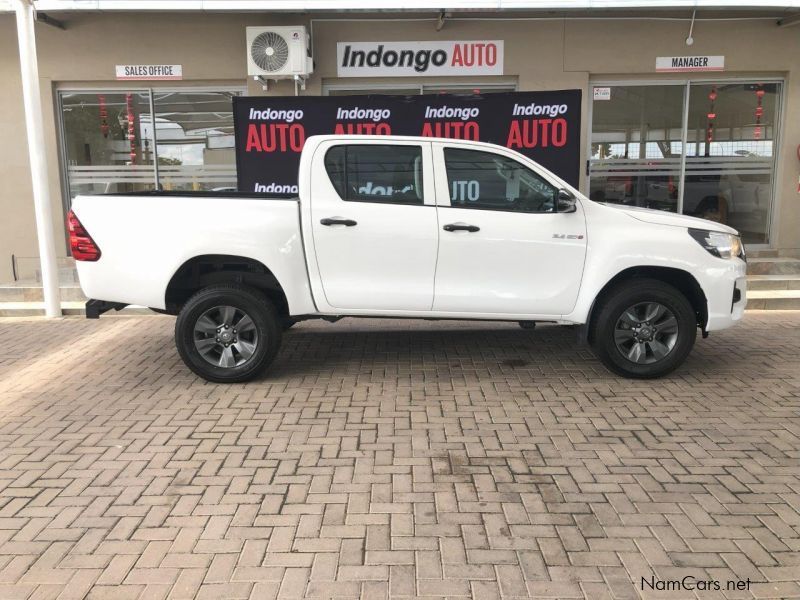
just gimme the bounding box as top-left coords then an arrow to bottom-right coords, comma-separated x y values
337,41 -> 504,77
233,90 -> 582,194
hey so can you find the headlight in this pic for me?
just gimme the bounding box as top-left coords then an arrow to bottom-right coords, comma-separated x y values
688,228 -> 745,260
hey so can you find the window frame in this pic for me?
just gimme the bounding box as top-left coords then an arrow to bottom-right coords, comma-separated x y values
433,143 -> 563,214
323,143 -> 428,206
55,84 -> 246,236
321,81 -> 519,96
587,76 -> 786,248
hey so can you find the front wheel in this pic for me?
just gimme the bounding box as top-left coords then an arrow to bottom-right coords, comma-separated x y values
590,279 -> 697,378
175,284 -> 282,383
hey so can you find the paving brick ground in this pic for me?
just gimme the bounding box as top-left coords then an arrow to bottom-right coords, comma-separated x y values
0,312 -> 798,599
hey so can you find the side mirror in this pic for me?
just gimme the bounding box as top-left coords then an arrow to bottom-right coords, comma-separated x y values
557,188 -> 577,213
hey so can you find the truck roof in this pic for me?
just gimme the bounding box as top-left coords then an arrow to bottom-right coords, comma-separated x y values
305,134 -> 506,149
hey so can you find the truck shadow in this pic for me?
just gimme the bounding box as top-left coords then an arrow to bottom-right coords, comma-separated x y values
270,322 -> 590,378
260,319 -> 753,382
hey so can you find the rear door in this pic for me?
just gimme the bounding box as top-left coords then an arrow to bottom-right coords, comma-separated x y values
432,143 -> 587,316
308,140 -> 439,312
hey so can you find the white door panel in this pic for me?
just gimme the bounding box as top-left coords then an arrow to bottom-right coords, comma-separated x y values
434,206 -> 586,314
432,142 -> 587,316
310,141 -> 438,311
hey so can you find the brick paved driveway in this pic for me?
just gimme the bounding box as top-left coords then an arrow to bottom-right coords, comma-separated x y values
0,312 -> 798,600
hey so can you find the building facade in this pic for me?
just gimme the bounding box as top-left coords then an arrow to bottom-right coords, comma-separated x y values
1,2 -> 799,284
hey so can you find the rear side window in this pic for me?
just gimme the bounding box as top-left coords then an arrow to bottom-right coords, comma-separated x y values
324,145 -> 424,205
444,148 -> 556,213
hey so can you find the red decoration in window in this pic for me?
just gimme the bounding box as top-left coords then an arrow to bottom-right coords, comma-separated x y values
754,85 -> 764,140
126,93 -> 136,164
705,86 -> 717,153
98,94 -> 109,138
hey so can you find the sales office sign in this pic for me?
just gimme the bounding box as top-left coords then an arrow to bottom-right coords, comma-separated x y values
115,64 -> 183,80
337,41 -> 503,77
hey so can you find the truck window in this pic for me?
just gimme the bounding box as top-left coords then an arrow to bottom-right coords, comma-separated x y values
324,145 -> 424,205
444,148 -> 556,213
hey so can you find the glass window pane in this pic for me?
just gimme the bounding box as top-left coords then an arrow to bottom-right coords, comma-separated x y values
444,148 -> 556,213
327,88 -> 420,96
421,85 -> 516,95
324,145 -> 348,199
152,91 -> 240,191
324,145 -> 424,204
684,82 -> 779,244
60,91 -> 155,201
589,85 -> 684,212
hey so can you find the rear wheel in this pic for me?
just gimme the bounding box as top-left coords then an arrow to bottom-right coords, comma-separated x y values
175,284 -> 282,383
590,279 -> 697,378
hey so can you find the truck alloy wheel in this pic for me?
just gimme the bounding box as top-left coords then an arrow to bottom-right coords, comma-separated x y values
613,302 -> 679,365
590,279 -> 696,379
193,305 -> 259,368
175,284 -> 282,383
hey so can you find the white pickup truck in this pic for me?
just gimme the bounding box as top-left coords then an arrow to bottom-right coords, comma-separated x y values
69,135 -> 747,382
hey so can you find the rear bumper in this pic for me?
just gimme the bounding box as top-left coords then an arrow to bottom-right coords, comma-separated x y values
703,259 -> 747,332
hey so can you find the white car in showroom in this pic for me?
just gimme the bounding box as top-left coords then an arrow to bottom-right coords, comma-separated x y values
68,135 -> 747,382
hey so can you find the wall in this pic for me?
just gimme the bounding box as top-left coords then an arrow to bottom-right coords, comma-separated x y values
0,10 -> 798,284
563,18 -> 799,252
1,15 -> 41,283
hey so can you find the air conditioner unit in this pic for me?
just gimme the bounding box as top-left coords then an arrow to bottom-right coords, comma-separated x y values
246,26 -> 313,79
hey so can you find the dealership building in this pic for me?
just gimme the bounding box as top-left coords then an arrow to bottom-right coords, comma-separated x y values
1,0 -> 800,314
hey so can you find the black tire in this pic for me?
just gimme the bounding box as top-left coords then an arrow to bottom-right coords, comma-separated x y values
590,279 -> 697,379
175,284 -> 282,383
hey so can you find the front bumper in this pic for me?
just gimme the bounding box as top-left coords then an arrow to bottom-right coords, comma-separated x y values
703,259 -> 747,332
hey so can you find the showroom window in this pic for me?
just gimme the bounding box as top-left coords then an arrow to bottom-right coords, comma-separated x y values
324,144 -> 424,204
588,81 -> 782,245
58,88 -> 242,204
323,82 -> 517,96
444,148 -> 556,213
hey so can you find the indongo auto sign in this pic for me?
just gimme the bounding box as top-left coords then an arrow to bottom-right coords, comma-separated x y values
337,41 -> 504,77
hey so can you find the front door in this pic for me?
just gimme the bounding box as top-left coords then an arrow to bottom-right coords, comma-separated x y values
310,141 -> 438,311
432,144 -> 587,316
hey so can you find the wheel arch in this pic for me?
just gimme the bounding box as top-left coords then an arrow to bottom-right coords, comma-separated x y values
164,254 -> 289,317
586,266 -> 708,343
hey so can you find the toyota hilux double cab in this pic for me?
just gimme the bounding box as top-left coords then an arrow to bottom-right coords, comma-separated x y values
68,135 -> 747,382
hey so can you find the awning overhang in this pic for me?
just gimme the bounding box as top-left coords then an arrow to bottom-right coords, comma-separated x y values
2,0 -> 800,13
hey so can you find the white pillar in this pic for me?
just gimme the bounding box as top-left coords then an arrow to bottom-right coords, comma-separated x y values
15,0 -> 61,317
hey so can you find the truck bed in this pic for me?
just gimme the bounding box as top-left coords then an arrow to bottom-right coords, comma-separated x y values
100,190 -> 298,200
70,193 -> 316,315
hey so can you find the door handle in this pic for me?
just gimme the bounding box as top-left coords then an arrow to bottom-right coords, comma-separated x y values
443,223 -> 480,233
320,217 -> 357,227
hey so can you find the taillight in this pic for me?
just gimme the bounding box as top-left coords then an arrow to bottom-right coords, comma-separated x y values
67,209 -> 101,261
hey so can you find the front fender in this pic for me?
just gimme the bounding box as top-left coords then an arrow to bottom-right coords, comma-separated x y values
563,210 -> 722,325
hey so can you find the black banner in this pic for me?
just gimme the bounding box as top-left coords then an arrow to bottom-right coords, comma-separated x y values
233,90 -> 582,193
